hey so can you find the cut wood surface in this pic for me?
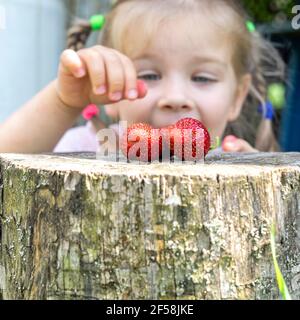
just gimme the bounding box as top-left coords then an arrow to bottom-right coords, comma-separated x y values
0,152 -> 300,299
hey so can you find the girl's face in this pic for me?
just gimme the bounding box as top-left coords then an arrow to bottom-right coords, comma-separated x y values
105,15 -> 251,143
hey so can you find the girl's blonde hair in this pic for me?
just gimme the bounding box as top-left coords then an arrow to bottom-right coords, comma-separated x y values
67,0 -> 285,151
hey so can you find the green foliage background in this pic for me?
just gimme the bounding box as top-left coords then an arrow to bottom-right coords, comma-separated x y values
241,0 -> 296,23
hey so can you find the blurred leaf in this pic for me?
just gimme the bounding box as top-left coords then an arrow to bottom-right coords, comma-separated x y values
241,0 -> 296,23
270,224 -> 292,300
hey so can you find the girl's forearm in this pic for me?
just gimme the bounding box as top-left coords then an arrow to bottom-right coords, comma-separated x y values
0,80 -> 82,153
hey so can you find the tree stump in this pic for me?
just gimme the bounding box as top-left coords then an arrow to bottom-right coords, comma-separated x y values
0,152 -> 300,300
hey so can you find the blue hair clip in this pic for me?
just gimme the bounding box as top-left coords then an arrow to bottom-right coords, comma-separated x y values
257,101 -> 274,120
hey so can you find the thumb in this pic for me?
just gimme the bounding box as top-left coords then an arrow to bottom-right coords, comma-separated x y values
222,135 -> 258,153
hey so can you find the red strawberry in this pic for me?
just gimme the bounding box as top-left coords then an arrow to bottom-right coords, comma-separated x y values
170,118 -> 211,161
120,123 -> 162,162
121,118 -> 210,162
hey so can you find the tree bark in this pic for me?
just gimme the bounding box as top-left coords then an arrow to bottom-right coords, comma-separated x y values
0,152 -> 300,300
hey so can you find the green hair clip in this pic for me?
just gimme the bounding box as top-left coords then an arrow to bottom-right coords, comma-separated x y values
246,20 -> 256,33
90,14 -> 106,31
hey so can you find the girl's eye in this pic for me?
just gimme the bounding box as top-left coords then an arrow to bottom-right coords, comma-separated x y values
138,73 -> 161,81
192,76 -> 216,83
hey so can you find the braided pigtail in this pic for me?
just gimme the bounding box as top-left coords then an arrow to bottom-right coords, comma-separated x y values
67,18 -> 92,51
249,31 -> 285,151
224,17 -> 285,151
67,15 -> 106,51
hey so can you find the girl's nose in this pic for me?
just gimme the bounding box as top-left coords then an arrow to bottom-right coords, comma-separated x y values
157,81 -> 196,112
158,98 -> 194,112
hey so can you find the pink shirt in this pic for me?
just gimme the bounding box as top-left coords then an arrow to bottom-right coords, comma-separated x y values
53,121 -> 120,152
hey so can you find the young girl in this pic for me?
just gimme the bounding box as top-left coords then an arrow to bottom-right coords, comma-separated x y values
0,0 -> 284,154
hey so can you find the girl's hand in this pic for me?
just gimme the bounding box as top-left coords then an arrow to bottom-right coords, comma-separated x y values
222,135 -> 258,153
56,46 -> 147,109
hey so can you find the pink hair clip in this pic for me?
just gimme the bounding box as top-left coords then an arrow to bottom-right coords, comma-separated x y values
82,104 -> 100,120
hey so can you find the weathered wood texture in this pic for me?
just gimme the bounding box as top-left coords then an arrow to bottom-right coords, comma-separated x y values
0,152 -> 300,300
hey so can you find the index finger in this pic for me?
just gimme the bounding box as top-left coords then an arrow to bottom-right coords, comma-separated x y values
60,49 -> 86,78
